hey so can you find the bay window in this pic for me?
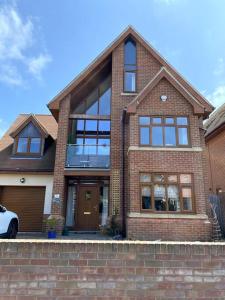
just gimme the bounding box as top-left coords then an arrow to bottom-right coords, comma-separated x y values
140,173 -> 194,213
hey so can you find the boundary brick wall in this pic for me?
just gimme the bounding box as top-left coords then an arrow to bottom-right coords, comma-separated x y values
1,240 -> 225,299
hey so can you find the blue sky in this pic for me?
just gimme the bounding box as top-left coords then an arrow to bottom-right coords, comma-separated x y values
0,0 -> 225,137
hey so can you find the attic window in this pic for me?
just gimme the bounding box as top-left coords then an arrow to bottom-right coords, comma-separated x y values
15,122 -> 42,155
124,37 -> 136,92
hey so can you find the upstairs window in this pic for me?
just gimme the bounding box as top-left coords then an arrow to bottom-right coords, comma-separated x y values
139,116 -> 190,147
70,119 -> 110,156
15,122 -> 42,154
124,37 -> 136,92
73,76 -> 111,116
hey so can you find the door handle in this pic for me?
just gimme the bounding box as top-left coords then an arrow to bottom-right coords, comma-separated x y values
84,212 -> 91,215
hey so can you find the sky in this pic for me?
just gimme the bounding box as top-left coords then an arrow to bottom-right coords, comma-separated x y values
0,0 -> 225,137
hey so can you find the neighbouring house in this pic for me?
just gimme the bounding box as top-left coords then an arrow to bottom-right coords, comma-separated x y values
0,26 -> 214,240
205,103 -> 225,194
0,114 -> 57,232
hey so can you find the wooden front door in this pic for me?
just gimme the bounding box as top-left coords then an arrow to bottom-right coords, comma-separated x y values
75,185 -> 99,231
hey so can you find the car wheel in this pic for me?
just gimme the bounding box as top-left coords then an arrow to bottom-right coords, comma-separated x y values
7,221 -> 18,239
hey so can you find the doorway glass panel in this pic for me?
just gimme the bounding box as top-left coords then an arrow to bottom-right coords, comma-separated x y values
66,185 -> 76,227
99,185 -> 109,226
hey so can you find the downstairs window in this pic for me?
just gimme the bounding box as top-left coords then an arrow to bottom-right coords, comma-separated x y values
140,173 -> 194,213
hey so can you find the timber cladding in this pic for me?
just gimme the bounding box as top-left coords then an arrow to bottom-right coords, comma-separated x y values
0,240 -> 225,299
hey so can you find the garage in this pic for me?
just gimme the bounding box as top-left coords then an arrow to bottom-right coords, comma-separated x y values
0,186 -> 45,232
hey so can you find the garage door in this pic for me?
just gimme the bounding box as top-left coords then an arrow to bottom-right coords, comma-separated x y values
0,186 -> 45,232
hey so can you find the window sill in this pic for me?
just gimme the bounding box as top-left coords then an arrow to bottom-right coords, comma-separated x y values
121,92 -> 138,96
127,212 -> 208,220
10,156 -> 42,160
128,146 -> 202,152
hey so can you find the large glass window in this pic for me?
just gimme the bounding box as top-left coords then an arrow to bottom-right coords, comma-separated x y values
139,116 -> 189,147
140,173 -> 193,212
124,38 -> 136,92
71,119 -> 110,156
16,122 -> 42,154
73,76 -> 111,116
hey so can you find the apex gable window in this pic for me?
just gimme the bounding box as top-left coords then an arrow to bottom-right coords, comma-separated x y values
73,76 -> 111,116
124,37 -> 137,92
15,122 -> 42,155
140,173 -> 194,213
139,116 -> 190,147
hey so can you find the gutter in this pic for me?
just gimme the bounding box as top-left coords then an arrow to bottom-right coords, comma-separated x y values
121,108 -> 127,238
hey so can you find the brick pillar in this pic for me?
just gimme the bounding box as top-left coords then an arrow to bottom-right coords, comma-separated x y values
51,94 -> 71,231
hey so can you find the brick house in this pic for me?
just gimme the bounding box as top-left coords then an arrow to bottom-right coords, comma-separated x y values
0,27 -> 214,240
205,103 -> 225,194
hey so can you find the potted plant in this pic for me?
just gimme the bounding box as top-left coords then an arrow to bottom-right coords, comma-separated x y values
99,216 -> 122,239
46,216 -> 58,239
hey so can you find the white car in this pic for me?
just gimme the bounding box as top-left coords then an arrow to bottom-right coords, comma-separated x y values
0,205 -> 18,238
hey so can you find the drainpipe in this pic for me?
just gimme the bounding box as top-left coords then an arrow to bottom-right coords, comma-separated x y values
121,108 -> 127,238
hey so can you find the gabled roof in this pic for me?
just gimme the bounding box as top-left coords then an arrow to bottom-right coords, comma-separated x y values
47,26 -> 214,115
0,114 -> 58,173
205,103 -> 225,140
127,67 -> 205,114
10,114 -> 49,139
0,114 -> 58,152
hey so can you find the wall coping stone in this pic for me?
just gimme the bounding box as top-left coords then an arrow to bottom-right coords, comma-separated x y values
0,239 -> 225,245
127,212 -> 208,219
128,146 -> 203,152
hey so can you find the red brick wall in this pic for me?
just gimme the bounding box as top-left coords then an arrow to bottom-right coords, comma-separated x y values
129,78 -> 200,147
127,218 -> 212,241
0,240 -> 225,299
128,151 -> 207,214
206,130 -> 225,193
110,39 -> 162,217
51,95 -> 71,216
126,72 -> 211,241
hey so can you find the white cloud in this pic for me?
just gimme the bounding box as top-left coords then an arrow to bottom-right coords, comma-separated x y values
27,53 -> 52,79
0,4 -> 33,61
213,58 -> 225,77
0,64 -> 23,86
207,85 -> 225,108
0,2 -> 51,86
